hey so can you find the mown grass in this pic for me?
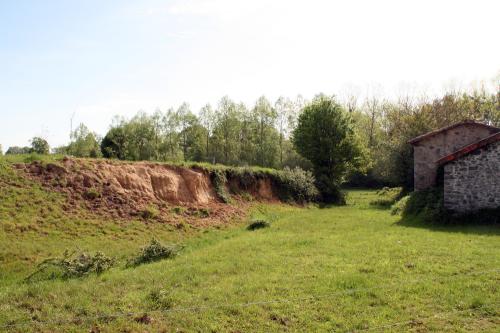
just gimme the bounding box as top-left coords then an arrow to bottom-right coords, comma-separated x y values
0,159 -> 499,332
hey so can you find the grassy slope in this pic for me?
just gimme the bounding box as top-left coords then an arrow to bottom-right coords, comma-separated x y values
0,159 -> 499,332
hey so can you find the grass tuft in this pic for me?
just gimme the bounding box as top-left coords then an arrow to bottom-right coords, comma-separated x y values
127,239 -> 182,267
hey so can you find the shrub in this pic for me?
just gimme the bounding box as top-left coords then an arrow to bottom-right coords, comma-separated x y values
247,219 -> 270,230
210,169 -> 231,203
273,167 -> 319,203
26,250 -> 114,281
397,188 -> 445,223
402,187 -> 444,221
128,239 -> 181,267
398,188 -> 499,225
391,195 -> 410,215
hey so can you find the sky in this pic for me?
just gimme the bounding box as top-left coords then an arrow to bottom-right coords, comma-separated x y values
0,0 -> 499,151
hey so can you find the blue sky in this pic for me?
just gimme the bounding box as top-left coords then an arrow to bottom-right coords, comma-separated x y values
1,0 -> 499,151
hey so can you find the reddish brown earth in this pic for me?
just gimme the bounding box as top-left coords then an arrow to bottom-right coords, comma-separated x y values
14,158 -> 278,227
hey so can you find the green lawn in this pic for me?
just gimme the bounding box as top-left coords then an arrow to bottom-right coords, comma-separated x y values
0,161 -> 499,332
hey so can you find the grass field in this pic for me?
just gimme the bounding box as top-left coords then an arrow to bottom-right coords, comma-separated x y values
0,159 -> 499,332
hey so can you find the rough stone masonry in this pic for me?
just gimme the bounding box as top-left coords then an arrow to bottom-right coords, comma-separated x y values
443,141 -> 500,212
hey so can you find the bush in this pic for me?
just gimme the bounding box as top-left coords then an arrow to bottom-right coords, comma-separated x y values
395,188 -> 445,223
210,169 -> 231,203
273,167 -> 319,203
398,188 -> 500,225
391,195 -> 410,215
402,187 -> 444,221
247,219 -> 270,230
26,250 -> 114,281
370,187 -> 403,208
128,239 -> 181,267
203,165 -> 319,204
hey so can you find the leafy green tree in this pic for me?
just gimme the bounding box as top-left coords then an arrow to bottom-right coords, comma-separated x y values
101,124 -> 128,159
161,108 -> 181,161
177,103 -> 204,161
238,102 -> 256,166
0,144 -> 3,156
199,104 -> 215,162
212,96 -> 241,165
30,137 -> 50,154
293,95 -> 363,203
252,96 -> 279,167
128,112 -> 157,160
66,123 -> 102,157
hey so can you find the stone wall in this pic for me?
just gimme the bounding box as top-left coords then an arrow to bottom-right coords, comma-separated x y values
413,124 -> 497,190
443,141 -> 500,212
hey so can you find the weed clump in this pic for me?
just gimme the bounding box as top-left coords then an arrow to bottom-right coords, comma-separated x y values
148,288 -> 174,310
171,206 -> 184,215
210,169 -> 231,203
140,206 -> 159,219
84,188 -> 100,200
26,250 -> 114,281
128,239 -> 181,267
247,219 -> 270,230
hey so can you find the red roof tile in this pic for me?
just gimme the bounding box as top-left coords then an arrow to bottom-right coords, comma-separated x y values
437,132 -> 500,165
408,120 -> 499,145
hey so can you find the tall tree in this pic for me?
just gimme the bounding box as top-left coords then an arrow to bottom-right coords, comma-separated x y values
66,123 -> 101,157
30,137 -> 50,154
252,96 -> 278,167
213,96 -> 240,165
293,95 -> 363,203
162,108 -> 181,161
199,104 -> 215,162
275,96 -> 294,167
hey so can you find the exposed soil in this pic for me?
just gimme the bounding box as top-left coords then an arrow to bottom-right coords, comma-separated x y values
14,158 -> 278,227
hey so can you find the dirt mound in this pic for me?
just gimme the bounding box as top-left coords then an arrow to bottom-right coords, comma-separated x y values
16,158 -> 277,226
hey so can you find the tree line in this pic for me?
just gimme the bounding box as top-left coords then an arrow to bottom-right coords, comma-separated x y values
2,87 -> 499,194
98,95 -> 308,169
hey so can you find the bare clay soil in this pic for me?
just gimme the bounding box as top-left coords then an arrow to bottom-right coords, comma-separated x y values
15,158 -> 277,227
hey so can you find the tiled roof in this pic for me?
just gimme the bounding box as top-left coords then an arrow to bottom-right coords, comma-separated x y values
408,120 -> 499,145
437,132 -> 500,165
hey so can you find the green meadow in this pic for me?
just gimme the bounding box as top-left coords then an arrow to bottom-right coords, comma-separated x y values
0,159 -> 499,332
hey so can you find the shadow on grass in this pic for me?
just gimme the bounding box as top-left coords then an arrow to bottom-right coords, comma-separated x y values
394,215 -> 500,236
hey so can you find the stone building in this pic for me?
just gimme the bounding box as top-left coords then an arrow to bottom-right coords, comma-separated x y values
409,121 -> 500,212
437,133 -> 500,212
